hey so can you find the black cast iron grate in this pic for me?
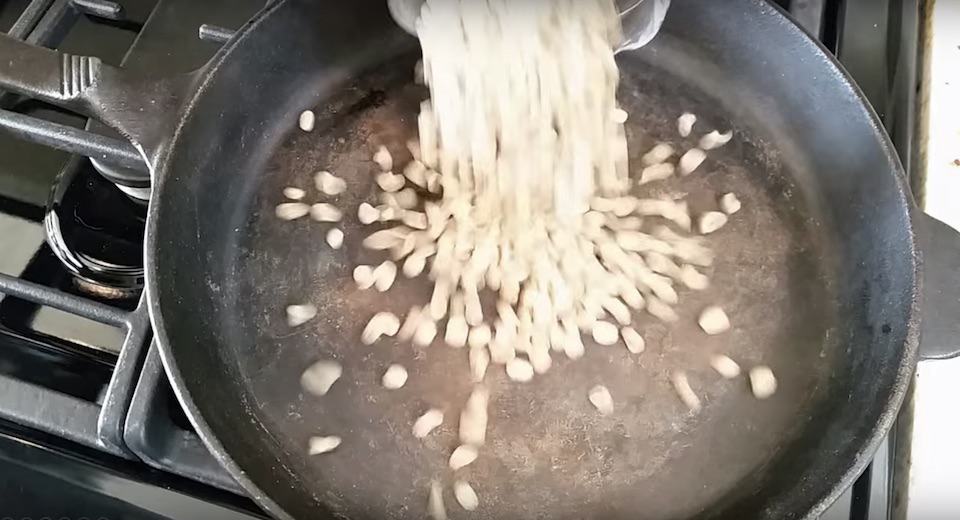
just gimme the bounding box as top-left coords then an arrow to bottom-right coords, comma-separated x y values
0,0 -> 256,496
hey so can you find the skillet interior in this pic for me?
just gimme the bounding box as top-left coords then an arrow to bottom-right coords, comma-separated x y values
148,0 -> 919,518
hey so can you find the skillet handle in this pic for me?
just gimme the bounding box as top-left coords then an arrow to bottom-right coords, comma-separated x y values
917,212 -> 960,360
0,33 -> 193,171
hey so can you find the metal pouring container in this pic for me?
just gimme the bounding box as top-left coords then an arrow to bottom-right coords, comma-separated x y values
386,0 -> 671,53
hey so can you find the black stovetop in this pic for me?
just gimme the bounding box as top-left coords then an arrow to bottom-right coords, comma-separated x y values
0,1 -> 918,519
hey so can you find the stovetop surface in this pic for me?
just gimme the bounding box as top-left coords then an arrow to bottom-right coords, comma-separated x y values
0,0 -> 919,519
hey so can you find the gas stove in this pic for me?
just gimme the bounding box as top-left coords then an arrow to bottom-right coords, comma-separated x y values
0,0 -> 920,518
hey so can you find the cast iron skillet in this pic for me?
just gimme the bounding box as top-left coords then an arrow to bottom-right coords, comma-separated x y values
2,0 -> 960,518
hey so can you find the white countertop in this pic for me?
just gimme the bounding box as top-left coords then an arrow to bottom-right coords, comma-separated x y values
908,1 -> 960,518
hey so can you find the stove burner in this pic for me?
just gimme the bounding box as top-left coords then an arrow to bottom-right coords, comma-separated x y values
44,157 -> 145,299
